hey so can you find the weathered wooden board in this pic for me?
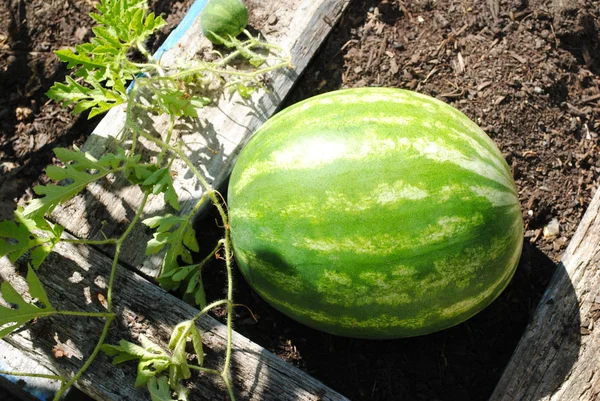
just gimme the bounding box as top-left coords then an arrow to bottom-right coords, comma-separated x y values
50,0 -> 350,277
489,186 -> 600,401
0,341 -> 64,401
0,239 -> 349,400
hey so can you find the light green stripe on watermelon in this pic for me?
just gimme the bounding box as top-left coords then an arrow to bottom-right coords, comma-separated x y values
228,87 -> 524,338
231,120 -> 515,194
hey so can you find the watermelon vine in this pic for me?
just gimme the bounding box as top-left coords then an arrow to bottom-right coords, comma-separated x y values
0,0 -> 291,400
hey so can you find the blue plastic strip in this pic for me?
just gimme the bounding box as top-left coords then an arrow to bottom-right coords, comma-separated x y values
0,370 -> 55,401
153,0 -> 209,60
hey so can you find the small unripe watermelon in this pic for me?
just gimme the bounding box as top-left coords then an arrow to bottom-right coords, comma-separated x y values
200,0 -> 248,45
228,88 -> 523,339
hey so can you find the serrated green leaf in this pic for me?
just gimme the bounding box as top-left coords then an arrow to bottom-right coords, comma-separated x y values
193,286 -> 206,308
169,322 -> 188,364
125,162 -> 159,186
55,47 -> 106,71
144,13 -> 166,34
55,146 -> 128,171
98,147 -> 129,169
102,334 -> 172,388
234,82 -> 257,99
129,7 -> 145,38
155,89 -> 198,118
169,320 -> 203,368
145,232 -> 170,255
137,358 -> 170,387
142,215 -> 198,290
142,214 -> 182,230
23,164 -> 109,219
0,220 -> 34,263
46,74 -> 126,118
92,25 -> 122,49
54,147 -> 103,171
142,167 -> 180,211
49,0 -> 166,117
0,209 -> 62,268
24,264 -> 52,308
190,325 -> 203,366
0,265 -> 56,338
161,263 -> 198,282
147,376 -> 176,401
29,245 -> 53,270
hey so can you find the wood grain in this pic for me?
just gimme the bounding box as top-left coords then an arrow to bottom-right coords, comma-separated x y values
0,341 -> 64,400
489,187 -> 600,401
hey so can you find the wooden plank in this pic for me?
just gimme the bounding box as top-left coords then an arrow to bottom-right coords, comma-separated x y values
0,240 -> 350,401
0,341 -> 64,401
50,0 -> 351,277
489,186 -> 600,401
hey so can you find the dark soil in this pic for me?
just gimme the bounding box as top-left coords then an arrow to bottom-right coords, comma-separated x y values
1,0 -> 599,400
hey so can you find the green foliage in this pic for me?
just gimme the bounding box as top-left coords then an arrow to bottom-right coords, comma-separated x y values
141,167 -> 181,211
46,75 -> 127,118
103,322 -> 203,394
23,147 -> 125,219
143,215 -> 199,290
152,86 -> 212,118
46,0 -> 166,117
0,265 -> 56,338
168,320 -> 204,381
147,376 -> 177,401
102,335 -> 171,387
91,0 -> 165,44
0,208 -> 63,269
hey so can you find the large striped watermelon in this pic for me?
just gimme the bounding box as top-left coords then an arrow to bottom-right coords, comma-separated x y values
228,88 -> 523,339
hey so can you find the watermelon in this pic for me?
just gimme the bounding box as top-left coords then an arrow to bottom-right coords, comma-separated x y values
227,88 -> 523,339
200,0 -> 248,45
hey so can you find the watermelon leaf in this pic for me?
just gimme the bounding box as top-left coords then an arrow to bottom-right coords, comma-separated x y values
142,215 -> 198,290
47,0 -> 166,118
147,376 -> 176,401
141,167 -> 180,211
0,265 -> 56,338
102,335 -> 171,387
168,320 -> 203,382
23,147 -> 124,219
0,208 -> 63,269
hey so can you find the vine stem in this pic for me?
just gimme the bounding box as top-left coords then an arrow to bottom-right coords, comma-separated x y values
221,226 -> 235,400
188,365 -> 221,375
57,311 -> 115,318
108,192 -> 151,310
62,238 -> 117,245
53,192 -> 151,401
53,316 -> 115,401
0,370 -> 65,382
137,130 -> 238,399
167,59 -> 291,81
